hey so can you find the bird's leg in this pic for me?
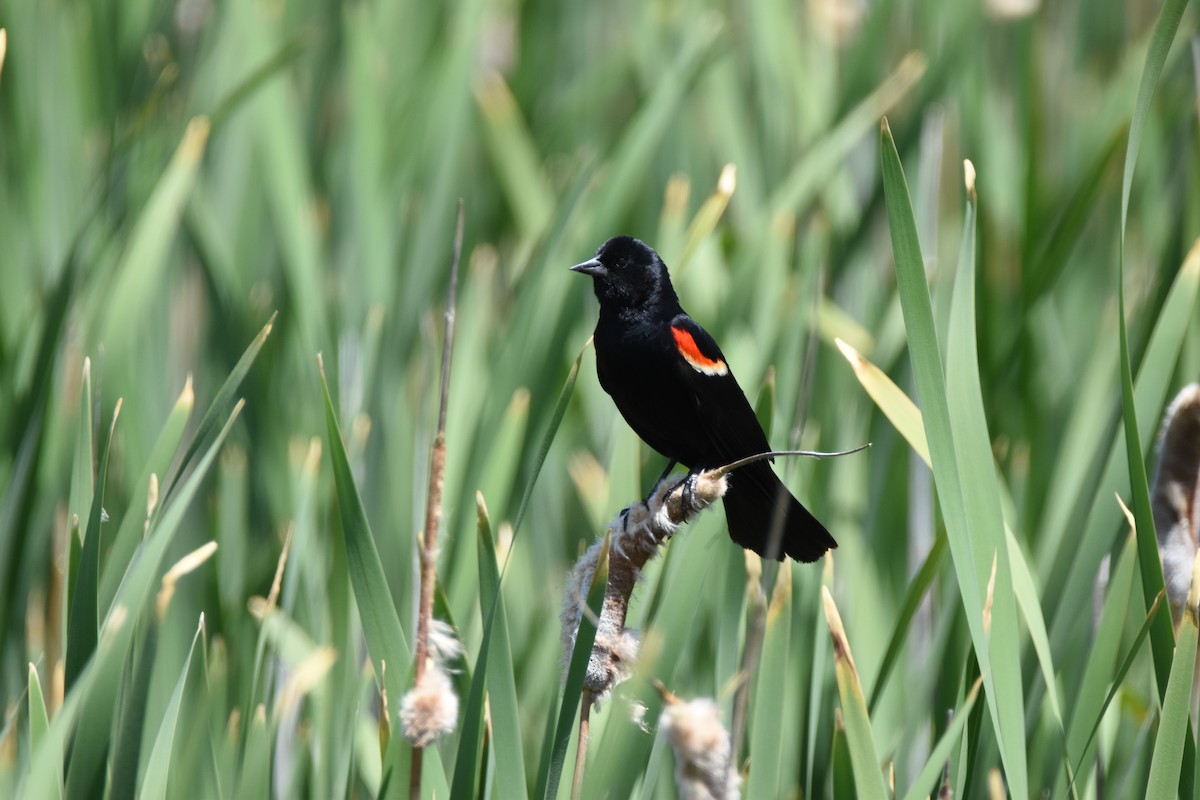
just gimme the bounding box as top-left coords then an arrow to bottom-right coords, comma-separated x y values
654,459 -> 679,490
645,459 -> 681,505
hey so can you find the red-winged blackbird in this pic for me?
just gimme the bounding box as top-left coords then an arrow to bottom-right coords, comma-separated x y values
571,235 -> 836,562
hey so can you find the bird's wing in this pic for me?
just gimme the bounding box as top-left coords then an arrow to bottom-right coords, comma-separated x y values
668,314 -> 771,462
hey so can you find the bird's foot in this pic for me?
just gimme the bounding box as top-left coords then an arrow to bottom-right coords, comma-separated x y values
671,471 -> 699,518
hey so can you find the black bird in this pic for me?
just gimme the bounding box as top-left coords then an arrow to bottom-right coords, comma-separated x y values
571,235 -> 836,562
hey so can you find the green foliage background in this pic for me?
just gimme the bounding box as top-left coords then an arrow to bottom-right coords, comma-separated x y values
1,0 -> 1199,796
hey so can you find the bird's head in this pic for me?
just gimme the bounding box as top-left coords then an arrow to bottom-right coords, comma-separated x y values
570,236 -> 678,315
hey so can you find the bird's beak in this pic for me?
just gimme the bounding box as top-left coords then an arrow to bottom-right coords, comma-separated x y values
569,258 -> 606,277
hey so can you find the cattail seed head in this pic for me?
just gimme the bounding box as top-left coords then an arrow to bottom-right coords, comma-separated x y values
660,695 -> 740,800
1152,384 -> 1200,622
400,665 -> 458,747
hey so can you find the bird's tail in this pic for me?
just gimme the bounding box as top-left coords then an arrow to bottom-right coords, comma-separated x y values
722,461 -> 836,562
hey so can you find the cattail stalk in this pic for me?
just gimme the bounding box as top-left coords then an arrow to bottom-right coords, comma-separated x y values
563,471 -> 729,702
563,470 -> 729,797
1152,384 -> 1200,625
410,201 -> 464,797
729,553 -> 767,771
561,445 -> 867,795
571,701 -> 591,800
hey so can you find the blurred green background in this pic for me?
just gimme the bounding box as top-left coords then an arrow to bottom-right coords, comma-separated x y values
1,0 -> 1199,796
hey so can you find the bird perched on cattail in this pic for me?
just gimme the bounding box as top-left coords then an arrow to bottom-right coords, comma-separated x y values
571,236 -> 835,562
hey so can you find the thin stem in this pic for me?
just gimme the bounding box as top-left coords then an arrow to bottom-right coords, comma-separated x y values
729,592 -> 766,772
436,201 -> 463,435
712,443 -> 871,476
410,200 -> 465,799
572,692 -> 593,800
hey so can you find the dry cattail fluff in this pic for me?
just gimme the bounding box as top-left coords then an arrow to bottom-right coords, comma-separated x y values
400,620 -> 462,746
427,619 -> 464,663
660,695 -> 740,800
1152,384 -> 1200,623
561,471 -> 728,704
561,538 -> 607,664
400,666 -> 458,747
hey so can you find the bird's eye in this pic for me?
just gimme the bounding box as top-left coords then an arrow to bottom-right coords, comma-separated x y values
616,257 -> 628,269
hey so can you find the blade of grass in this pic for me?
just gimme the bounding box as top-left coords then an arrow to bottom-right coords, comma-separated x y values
724,550 -> 759,779
768,52 -> 926,217
108,616 -> 158,800
675,164 -> 736,274
535,536 -> 608,800
1023,126 -> 1125,304
822,586 -> 888,800
957,649 -> 984,797
26,663 -> 57,798
899,676 -> 983,800
251,600 -> 323,668
64,399 -> 120,693
317,356 -> 410,708
21,663 -> 88,800
1060,533 -> 1137,792
881,120 -> 1026,795
534,689 -> 560,800
839,334 -> 1067,755
139,615 -> 206,800
98,118 -> 210,354
253,47 -> 330,354
1048,240 -> 1200,668
99,378 -> 193,611
868,529 -> 947,713
320,353 -> 443,800
207,27 -> 314,131
165,313 -> 275,500
1146,558 -> 1200,795
806,556 -> 834,800
65,359 -> 94,555
0,240 -> 76,652
131,562 -> 220,793
1069,585 -> 1165,791
745,562 -> 793,798
1116,0 -> 1194,795
836,337 -> 929,466
63,360 -> 93,656
234,706 -> 270,800
31,402 -> 243,800
448,498 -> 497,800
831,710 -> 855,797
943,159 -> 1028,795
474,71 -> 555,242
1006,525 -> 1063,732
586,20 -> 720,238
511,339 -> 586,541
452,493 -> 525,799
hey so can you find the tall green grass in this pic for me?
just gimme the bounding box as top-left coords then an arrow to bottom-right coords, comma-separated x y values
1,0 -> 1198,797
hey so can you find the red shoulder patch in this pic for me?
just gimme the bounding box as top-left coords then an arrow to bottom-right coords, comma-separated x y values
671,326 -> 728,376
